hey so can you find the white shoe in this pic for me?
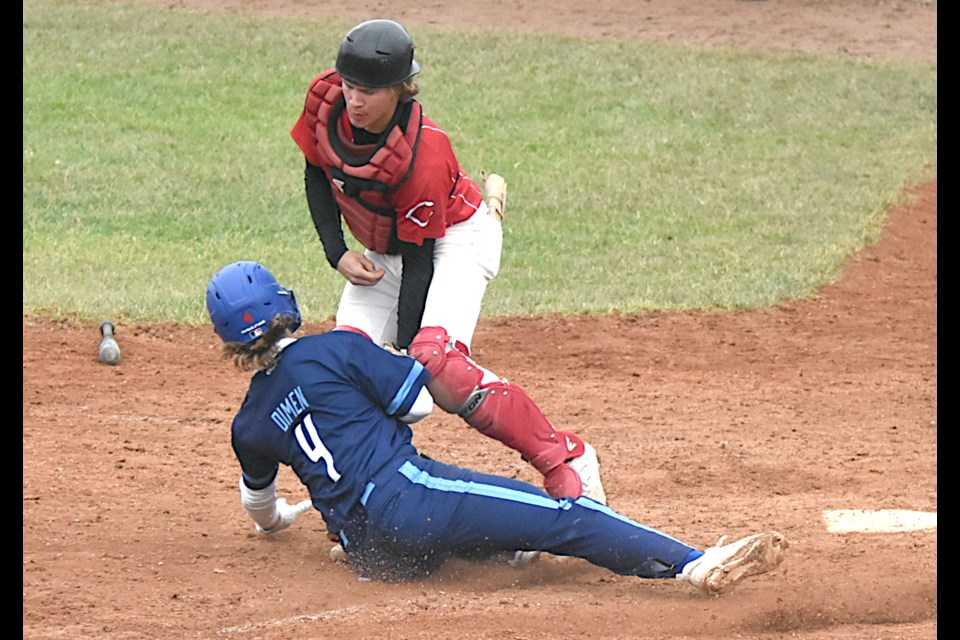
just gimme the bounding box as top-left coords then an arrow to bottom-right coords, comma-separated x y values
678,531 -> 789,594
567,443 -> 607,504
507,550 -> 542,568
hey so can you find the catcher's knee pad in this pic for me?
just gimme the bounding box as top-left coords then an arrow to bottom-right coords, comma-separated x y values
408,326 -> 482,413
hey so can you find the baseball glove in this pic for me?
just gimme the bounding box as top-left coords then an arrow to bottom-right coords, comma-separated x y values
481,171 -> 507,221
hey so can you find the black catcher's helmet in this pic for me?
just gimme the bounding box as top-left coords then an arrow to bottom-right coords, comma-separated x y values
335,19 -> 421,88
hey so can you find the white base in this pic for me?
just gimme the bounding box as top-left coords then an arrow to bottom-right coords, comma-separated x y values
822,509 -> 937,533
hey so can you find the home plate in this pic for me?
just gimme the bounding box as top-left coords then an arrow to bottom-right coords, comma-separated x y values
822,509 -> 937,534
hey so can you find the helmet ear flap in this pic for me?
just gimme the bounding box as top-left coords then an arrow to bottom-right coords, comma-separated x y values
206,262 -> 302,344
281,287 -> 303,335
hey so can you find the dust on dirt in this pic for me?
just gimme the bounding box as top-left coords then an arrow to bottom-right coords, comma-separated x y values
23,2 -> 936,639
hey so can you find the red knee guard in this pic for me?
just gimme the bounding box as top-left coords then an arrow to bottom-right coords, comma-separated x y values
408,326 -> 482,413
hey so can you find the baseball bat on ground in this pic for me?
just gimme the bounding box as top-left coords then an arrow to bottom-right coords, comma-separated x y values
99,321 -> 121,365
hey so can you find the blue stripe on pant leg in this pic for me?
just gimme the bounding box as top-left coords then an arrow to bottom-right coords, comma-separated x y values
390,459 -> 696,578
397,460 -> 563,508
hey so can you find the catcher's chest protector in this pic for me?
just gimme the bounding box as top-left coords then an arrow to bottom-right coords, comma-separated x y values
305,74 -> 422,253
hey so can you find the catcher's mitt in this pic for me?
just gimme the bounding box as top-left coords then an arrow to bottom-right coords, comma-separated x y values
481,171 -> 507,221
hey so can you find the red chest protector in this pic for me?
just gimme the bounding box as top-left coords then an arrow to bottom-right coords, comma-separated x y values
303,73 -> 422,254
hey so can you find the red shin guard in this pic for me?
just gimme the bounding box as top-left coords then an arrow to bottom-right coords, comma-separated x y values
409,326 -> 586,499
462,381 -> 586,499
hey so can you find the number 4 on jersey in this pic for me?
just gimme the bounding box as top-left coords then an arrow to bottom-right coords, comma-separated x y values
294,414 -> 342,482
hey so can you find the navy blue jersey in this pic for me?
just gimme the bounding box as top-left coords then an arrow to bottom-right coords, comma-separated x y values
231,330 -> 430,532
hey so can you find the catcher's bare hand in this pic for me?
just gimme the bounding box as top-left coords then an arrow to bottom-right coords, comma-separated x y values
337,250 -> 385,286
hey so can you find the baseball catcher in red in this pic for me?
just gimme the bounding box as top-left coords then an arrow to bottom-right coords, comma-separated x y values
290,19 -> 605,507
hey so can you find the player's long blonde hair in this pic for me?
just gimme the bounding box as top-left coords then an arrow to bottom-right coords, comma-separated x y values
399,77 -> 420,102
220,315 -> 299,372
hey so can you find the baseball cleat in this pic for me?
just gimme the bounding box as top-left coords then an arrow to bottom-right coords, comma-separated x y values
329,543 -> 348,563
507,550 -> 542,568
678,531 -> 789,594
567,442 -> 607,504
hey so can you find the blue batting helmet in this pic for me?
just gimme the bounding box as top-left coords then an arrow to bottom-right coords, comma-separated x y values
206,261 -> 302,343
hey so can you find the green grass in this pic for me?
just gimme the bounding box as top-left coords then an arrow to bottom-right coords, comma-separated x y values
23,0 -> 937,325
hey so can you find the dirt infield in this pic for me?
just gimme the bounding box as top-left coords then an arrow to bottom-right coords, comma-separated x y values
23,2 -> 937,639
